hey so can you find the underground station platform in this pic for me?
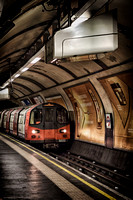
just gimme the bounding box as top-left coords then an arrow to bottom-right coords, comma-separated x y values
0,132 -> 131,200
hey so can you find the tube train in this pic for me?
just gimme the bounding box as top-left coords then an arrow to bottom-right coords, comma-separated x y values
0,102 -> 70,148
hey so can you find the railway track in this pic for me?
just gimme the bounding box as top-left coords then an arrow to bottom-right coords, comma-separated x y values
49,151 -> 133,199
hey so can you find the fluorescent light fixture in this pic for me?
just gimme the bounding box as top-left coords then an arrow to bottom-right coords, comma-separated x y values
51,58 -> 57,63
71,11 -> 90,27
21,67 -> 29,72
72,17 -> 88,27
31,57 -> 41,64
15,74 -> 20,78
2,82 -> 9,88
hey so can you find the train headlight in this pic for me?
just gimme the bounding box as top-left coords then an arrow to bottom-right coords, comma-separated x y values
59,129 -> 67,133
32,129 -> 40,134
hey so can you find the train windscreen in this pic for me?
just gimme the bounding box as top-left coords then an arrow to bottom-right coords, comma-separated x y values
30,109 -> 42,125
56,108 -> 68,124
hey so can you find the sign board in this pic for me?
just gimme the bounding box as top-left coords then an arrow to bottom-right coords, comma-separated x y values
105,113 -> 112,129
0,88 -> 10,100
21,99 -> 31,106
52,12 -> 118,59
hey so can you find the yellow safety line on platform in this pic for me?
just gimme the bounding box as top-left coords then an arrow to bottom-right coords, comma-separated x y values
0,132 -> 116,200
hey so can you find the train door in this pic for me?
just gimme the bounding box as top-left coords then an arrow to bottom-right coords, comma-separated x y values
0,110 -> 6,128
13,108 -> 23,136
18,108 -> 29,138
10,110 -> 16,134
43,107 -> 56,140
3,111 -> 8,130
6,109 -> 14,133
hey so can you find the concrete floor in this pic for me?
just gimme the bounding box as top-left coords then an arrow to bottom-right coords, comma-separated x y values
0,134 -> 128,200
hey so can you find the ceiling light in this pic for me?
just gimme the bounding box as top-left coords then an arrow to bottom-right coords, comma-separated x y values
71,17 -> 88,27
15,74 -> 20,78
51,58 -> 57,63
31,57 -> 41,64
21,67 -> 29,72
71,11 -> 90,27
2,82 -> 9,88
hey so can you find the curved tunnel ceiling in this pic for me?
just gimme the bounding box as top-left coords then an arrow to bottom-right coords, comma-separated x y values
0,0 -> 133,102
0,0 -> 65,84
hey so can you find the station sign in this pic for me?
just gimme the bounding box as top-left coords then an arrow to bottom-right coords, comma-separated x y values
52,11 -> 118,59
105,113 -> 112,129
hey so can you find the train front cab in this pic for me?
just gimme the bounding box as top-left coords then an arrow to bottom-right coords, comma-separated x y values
26,103 -> 70,148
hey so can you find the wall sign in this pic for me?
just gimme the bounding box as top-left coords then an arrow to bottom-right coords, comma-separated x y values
106,113 -> 112,129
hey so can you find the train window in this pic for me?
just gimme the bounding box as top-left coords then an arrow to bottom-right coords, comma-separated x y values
45,108 -> 54,122
56,108 -> 68,123
30,109 -> 42,125
18,115 -> 23,124
4,113 -> 7,122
